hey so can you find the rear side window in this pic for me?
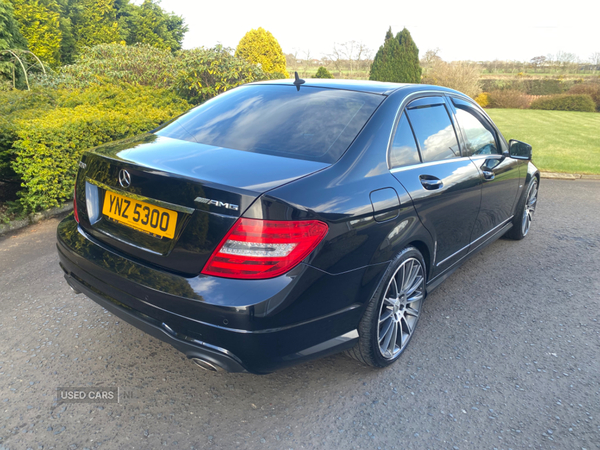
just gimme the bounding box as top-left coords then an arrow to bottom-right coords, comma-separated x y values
156,85 -> 384,163
390,114 -> 421,168
454,107 -> 499,156
406,105 -> 460,163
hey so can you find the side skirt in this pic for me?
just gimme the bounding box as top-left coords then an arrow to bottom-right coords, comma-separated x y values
425,222 -> 513,294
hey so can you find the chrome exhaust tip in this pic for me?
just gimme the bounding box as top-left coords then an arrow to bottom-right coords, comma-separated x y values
190,357 -> 221,372
68,284 -> 82,295
64,275 -> 82,294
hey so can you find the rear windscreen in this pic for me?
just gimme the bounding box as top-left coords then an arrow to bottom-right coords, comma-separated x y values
156,85 -> 384,163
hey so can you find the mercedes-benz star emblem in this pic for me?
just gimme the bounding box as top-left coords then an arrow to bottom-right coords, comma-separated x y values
118,169 -> 131,188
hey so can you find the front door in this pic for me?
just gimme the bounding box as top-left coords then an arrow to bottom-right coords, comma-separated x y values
449,97 -> 520,242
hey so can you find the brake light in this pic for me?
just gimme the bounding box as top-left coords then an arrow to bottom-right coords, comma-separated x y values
202,218 -> 328,279
73,185 -> 79,223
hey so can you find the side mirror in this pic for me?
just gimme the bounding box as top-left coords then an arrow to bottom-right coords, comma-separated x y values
508,140 -> 532,160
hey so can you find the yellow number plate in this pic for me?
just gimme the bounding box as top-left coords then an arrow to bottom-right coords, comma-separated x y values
102,191 -> 178,239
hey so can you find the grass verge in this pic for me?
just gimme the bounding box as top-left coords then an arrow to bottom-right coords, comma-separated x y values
486,109 -> 600,174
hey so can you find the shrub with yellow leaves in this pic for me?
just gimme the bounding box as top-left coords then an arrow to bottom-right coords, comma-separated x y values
235,27 -> 288,78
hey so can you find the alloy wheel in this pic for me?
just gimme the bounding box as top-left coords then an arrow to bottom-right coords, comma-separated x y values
377,257 -> 424,359
522,181 -> 538,236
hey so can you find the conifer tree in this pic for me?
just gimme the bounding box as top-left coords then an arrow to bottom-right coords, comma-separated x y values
0,0 -> 28,83
74,0 -> 121,52
395,27 -> 421,83
369,26 -> 422,83
10,0 -> 63,67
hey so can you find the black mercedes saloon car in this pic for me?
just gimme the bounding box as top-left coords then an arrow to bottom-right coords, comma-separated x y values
57,79 -> 539,374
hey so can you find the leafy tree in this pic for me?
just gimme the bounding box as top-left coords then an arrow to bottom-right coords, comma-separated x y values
370,26 -> 421,83
57,15 -> 76,64
0,0 -> 27,50
235,27 -> 288,77
10,0 -> 63,67
0,0 -> 28,85
119,0 -> 187,52
74,0 -> 121,52
313,66 -> 333,79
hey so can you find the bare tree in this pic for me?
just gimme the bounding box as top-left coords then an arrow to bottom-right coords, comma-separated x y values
530,56 -> 546,73
328,41 -> 372,77
590,52 -> 600,73
422,60 -> 482,99
355,42 -> 373,72
286,50 -> 300,73
328,44 -> 345,75
421,48 -> 442,67
302,49 -> 311,76
555,51 -> 578,72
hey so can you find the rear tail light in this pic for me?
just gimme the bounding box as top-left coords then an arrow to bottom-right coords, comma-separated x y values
201,218 -> 328,279
73,184 -> 79,223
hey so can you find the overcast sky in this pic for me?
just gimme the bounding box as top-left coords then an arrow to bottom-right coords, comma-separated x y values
157,0 -> 598,62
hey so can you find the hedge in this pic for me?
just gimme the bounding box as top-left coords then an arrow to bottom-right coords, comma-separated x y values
11,84 -> 190,211
480,78 -> 580,96
529,94 -> 596,112
0,89 -> 60,182
487,90 -> 530,109
567,83 -> 600,111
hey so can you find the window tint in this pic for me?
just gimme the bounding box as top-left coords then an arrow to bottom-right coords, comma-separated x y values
156,85 -> 383,164
390,114 -> 420,168
454,107 -> 499,156
406,105 -> 460,163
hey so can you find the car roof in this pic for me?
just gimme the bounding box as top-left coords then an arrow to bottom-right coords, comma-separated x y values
249,79 -> 462,97
249,78 -> 413,95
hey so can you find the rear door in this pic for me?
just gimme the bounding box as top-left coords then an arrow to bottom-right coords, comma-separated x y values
449,97 -> 520,242
389,96 -> 482,278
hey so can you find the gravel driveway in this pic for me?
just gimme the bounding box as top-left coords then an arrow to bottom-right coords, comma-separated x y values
1,179 -> 599,450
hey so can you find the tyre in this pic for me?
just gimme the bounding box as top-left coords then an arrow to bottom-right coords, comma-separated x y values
346,246 -> 426,368
505,177 -> 538,240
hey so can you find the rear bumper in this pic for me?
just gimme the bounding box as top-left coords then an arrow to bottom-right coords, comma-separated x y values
57,215 -> 385,373
62,272 -> 248,372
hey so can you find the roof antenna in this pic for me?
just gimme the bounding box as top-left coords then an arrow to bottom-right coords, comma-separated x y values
293,71 -> 305,91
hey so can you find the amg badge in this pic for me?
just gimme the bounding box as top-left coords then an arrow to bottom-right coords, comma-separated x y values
194,197 -> 239,211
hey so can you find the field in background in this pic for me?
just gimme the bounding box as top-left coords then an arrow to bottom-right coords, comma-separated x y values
289,66 -> 370,79
487,109 -> 600,174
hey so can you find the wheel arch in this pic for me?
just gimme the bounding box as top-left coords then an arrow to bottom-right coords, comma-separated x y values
407,239 -> 432,282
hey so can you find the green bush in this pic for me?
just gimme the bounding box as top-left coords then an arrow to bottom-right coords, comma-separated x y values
35,44 -> 275,107
11,84 -> 190,211
567,83 -> 600,111
313,66 -> 333,79
37,43 -> 178,89
234,27 -> 288,77
487,90 -> 530,109
0,88 -> 59,181
173,46 -> 270,105
530,94 -> 595,112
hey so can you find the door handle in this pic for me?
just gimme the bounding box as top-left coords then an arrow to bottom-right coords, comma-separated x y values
482,170 -> 495,181
419,177 -> 443,190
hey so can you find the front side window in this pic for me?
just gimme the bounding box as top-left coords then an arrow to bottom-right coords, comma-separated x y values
454,107 -> 499,156
406,104 -> 460,163
156,85 -> 384,164
389,114 -> 421,168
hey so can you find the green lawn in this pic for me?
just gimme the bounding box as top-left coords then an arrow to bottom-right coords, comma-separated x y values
486,109 -> 600,174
